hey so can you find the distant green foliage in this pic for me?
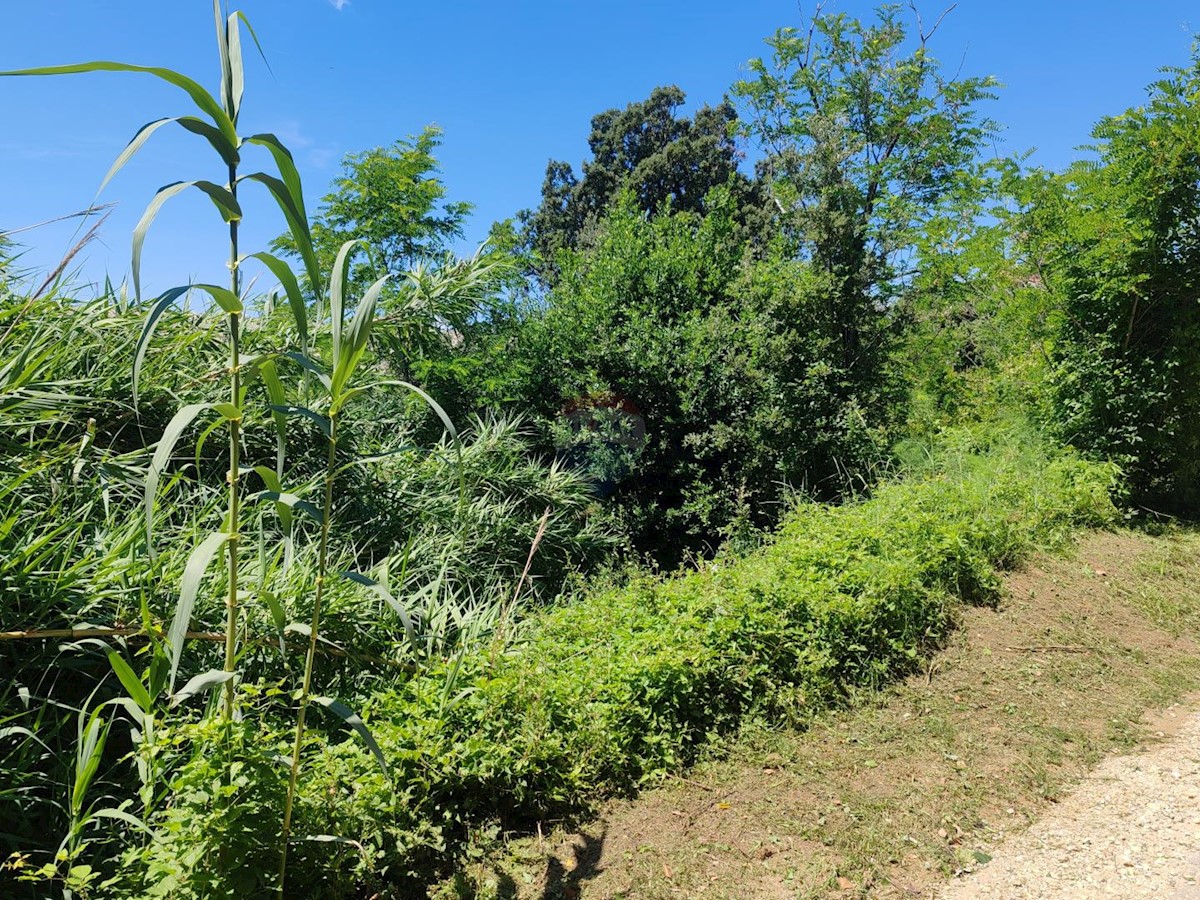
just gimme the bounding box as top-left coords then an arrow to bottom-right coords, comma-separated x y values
1017,48 -> 1200,514
513,85 -> 764,286
733,5 -> 999,392
293,432 -> 1117,890
275,125 -> 471,289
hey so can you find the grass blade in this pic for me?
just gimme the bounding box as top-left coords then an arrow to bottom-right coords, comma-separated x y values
332,274 -> 389,398
311,696 -> 388,776
133,285 -> 190,408
101,117 -> 238,196
249,251 -> 307,349
0,62 -> 237,148
133,182 -> 242,300
171,668 -> 234,708
107,651 -> 153,713
145,403 -> 214,552
168,531 -> 229,691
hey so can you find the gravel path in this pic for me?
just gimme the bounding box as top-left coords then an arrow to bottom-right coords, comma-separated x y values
940,706 -> 1200,899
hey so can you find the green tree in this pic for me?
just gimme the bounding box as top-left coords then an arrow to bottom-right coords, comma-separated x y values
511,190 -> 890,556
732,4 -> 999,383
275,125 -> 471,291
1021,46 -> 1200,513
517,86 -> 760,285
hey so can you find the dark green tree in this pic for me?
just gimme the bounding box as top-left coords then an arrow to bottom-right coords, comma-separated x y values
517,86 -> 758,284
509,190 -> 891,556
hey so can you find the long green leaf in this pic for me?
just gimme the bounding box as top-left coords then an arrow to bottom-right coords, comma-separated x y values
227,11 -> 245,124
343,569 -> 419,653
0,62 -> 237,148
329,240 -> 363,376
259,360 -> 289,476
270,404 -> 331,439
89,807 -> 153,836
145,403 -> 214,552
239,171 -> 321,295
311,696 -> 388,776
101,117 -> 239,195
168,531 -> 229,690
133,181 -> 242,300
189,283 -> 243,315
133,285 -> 190,409
245,135 -> 316,291
249,251 -> 307,349
171,668 -> 234,708
332,273 -> 389,398
107,651 -> 153,713
251,490 -> 323,525
214,0 -> 233,120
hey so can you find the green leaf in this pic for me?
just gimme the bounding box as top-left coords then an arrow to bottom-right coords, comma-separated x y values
311,696 -> 389,776
133,182 -> 242,301
329,239 -> 365,375
259,588 -> 288,641
168,531 -> 229,691
145,404 -> 214,552
226,11 -> 245,122
0,61 -> 237,148
106,651 -> 153,713
245,136 -> 318,291
89,807 -> 153,837
281,351 -> 331,390
240,171 -> 321,295
171,668 -> 234,708
189,283 -> 243,315
133,285 -> 190,409
252,490 -> 324,525
249,252 -> 308,349
332,273 -> 389,398
343,569 -> 419,653
213,402 -> 241,421
270,404 -> 331,439
101,117 -> 239,195
73,706 -> 110,816
259,361 -> 290,475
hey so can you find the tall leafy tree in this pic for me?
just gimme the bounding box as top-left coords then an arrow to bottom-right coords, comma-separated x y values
732,4 -> 999,381
275,125 -> 471,291
517,86 -> 757,284
1020,47 -> 1200,513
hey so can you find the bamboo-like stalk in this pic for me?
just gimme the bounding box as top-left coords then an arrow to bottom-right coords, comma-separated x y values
0,628 -> 412,670
277,414 -> 339,894
223,160 -> 242,724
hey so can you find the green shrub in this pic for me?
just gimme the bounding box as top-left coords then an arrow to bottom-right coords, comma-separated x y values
294,435 -> 1117,892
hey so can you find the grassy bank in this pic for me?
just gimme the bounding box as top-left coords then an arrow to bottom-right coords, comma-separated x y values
279,431 -> 1117,895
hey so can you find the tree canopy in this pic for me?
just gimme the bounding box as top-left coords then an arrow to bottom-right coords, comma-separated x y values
516,85 -> 756,285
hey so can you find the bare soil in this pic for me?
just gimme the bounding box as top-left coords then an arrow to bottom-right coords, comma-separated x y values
444,529 -> 1200,900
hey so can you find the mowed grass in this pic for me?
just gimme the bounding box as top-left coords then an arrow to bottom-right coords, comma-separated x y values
445,528 -> 1200,899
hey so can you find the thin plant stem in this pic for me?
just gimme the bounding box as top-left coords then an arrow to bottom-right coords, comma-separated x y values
278,413 -> 338,894
223,160 -> 242,722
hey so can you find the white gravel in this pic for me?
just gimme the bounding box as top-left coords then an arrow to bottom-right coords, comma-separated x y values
940,707 -> 1200,899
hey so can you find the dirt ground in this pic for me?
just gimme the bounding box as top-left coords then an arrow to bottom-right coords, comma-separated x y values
445,529 -> 1200,900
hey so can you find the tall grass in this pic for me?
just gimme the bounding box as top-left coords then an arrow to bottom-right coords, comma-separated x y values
1,5 -> 612,896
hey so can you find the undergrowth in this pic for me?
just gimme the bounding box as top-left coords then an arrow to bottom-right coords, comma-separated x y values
286,431 -> 1117,893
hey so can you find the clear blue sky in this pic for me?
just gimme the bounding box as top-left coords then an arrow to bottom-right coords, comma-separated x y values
2,1 -> 1196,297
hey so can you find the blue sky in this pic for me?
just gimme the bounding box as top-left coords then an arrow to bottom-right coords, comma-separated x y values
2,1 -> 1196,297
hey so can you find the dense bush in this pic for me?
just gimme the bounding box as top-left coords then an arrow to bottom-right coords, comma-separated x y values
502,190 -> 898,558
999,50 -> 1200,514
286,433 -> 1116,891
